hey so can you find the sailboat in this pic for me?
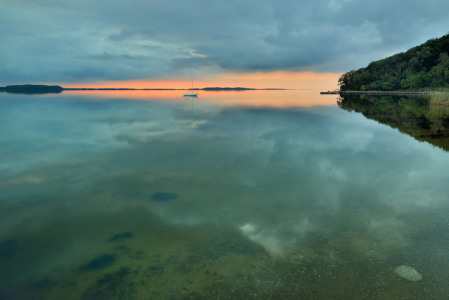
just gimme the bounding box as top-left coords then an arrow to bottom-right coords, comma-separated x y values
184,71 -> 198,98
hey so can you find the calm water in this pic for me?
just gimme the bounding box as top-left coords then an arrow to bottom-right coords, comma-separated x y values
1,90 -> 449,299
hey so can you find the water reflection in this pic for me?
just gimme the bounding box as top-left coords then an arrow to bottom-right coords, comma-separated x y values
338,94 -> 449,151
62,89 -> 338,107
1,92 -> 449,299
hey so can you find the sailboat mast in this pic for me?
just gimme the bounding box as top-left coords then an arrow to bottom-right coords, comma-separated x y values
183,70 -> 198,97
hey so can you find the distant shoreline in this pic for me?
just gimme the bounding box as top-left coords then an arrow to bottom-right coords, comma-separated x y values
0,84 -> 287,95
320,90 -> 449,96
65,87 -> 288,91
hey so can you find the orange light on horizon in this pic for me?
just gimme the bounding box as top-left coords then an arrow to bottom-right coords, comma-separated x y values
61,71 -> 341,107
63,71 -> 341,90
220,71 -> 341,90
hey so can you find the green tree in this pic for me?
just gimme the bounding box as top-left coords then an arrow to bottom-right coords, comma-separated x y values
438,52 -> 449,67
338,34 -> 449,90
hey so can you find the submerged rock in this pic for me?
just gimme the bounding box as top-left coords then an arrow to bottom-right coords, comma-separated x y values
394,265 -> 422,281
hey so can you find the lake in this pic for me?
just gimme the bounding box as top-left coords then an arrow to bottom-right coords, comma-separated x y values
1,90 -> 449,299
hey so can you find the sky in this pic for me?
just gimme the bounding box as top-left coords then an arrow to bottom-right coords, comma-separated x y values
1,0 -> 449,89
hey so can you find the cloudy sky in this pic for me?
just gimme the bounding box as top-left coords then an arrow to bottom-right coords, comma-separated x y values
1,0 -> 449,88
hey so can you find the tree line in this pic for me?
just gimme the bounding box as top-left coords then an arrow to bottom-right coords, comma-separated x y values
338,94 -> 449,151
339,34 -> 449,91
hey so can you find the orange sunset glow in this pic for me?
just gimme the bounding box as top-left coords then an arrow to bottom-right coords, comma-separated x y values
64,71 -> 341,90
63,88 -> 341,108
62,71 -> 342,107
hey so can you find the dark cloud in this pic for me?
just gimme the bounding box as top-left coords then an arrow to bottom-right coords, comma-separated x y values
1,0 -> 449,83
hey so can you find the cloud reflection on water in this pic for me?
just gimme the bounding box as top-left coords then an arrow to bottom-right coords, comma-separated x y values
1,92 -> 449,298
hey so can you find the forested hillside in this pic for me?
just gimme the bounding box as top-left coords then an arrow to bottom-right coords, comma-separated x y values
339,34 -> 449,91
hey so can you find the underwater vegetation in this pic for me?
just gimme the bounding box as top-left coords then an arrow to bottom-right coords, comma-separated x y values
82,267 -> 135,300
81,254 -> 116,271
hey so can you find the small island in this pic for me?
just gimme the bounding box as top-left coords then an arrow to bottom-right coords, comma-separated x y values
0,84 -> 64,94
202,87 -> 256,91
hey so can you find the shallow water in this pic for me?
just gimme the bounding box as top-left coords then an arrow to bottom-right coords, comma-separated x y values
1,90 -> 449,299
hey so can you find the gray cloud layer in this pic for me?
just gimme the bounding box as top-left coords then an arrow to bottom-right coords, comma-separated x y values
1,0 -> 449,83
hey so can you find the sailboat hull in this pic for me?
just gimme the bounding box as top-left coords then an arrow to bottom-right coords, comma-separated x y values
183,93 -> 198,97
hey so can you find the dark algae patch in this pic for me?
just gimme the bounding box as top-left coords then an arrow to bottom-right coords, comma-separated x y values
82,254 -> 116,271
151,192 -> 178,202
0,239 -> 15,258
109,232 -> 134,242
82,267 -> 136,300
